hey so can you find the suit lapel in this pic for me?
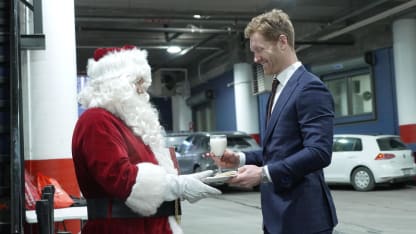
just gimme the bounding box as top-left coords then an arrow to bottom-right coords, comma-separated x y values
263,66 -> 306,144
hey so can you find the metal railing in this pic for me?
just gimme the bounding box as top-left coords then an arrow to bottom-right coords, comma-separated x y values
10,0 -> 24,232
20,0 -> 44,50
8,0 -> 44,233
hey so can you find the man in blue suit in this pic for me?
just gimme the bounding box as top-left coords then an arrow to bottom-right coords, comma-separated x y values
212,9 -> 338,234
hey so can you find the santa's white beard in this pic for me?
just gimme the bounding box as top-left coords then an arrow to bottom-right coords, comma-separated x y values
109,91 -> 175,172
114,91 -> 165,148
79,79 -> 176,173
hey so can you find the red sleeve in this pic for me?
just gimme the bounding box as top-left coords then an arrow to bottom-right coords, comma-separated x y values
74,110 -> 139,199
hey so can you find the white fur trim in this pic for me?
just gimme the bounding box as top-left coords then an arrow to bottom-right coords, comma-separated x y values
125,162 -> 168,216
168,216 -> 183,234
87,48 -> 152,89
152,147 -> 178,175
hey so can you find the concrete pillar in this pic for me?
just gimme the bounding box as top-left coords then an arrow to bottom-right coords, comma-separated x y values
233,63 -> 260,142
171,95 -> 192,131
22,0 -> 79,232
392,18 -> 416,148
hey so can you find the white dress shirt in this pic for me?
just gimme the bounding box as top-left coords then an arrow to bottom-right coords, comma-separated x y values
239,61 -> 302,183
270,61 -> 302,113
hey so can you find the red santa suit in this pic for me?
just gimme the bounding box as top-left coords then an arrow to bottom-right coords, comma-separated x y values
72,46 -> 219,234
72,107 -> 181,234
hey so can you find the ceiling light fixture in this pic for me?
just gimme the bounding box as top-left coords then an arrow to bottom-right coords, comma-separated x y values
167,46 -> 182,54
193,14 -> 202,19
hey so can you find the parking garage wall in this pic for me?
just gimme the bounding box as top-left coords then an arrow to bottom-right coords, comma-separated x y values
331,47 -> 399,135
192,70 -> 236,131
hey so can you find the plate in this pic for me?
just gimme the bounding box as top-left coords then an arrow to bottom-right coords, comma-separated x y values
203,171 -> 237,184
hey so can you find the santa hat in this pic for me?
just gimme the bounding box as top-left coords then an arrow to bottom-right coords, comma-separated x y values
86,45 -> 152,89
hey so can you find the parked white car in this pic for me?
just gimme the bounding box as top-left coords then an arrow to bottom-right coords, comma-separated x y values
324,134 -> 416,191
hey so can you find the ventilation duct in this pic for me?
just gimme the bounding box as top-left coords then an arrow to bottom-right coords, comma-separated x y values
309,55 -> 371,76
252,64 -> 273,95
186,90 -> 214,107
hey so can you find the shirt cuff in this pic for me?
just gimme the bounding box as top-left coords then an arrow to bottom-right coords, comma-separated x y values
263,165 -> 272,183
237,152 -> 246,167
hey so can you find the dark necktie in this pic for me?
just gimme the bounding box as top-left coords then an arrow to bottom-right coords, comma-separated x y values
266,78 -> 280,122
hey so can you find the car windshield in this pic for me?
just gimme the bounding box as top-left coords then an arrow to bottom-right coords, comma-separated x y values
333,137 -> 363,152
165,134 -> 189,151
228,136 -> 256,149
377,137 -> 408,150
177,135 -> 209,154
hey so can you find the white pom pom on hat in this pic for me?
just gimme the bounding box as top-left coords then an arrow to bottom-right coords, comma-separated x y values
86,45 -> 152,88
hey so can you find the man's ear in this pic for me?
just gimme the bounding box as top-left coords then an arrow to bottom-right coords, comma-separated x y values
278,35 -> 288,50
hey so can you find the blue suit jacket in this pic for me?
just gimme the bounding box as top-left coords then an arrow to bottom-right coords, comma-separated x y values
245,66 -> 338,234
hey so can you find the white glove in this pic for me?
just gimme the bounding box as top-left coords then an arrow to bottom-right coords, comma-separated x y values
164,170 -> 222,203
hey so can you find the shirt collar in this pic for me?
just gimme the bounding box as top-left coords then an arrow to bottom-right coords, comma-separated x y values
273,61 -> 302,86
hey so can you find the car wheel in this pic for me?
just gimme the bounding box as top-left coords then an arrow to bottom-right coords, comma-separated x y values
351,167 -> 375,191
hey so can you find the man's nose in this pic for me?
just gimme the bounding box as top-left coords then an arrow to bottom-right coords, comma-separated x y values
254,55 -> 260,63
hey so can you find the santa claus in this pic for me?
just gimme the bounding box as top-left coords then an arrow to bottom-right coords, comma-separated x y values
72,45 -> 221,234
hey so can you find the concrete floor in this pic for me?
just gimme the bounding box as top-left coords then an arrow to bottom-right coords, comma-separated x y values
180,184 -> 416,234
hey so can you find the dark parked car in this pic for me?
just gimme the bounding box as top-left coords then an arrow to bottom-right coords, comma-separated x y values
176,131 -> 261,175
164,131 -> 192,151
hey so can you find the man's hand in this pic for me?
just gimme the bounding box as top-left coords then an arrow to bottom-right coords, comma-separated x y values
206,149 -> 240,169
228,165 -> 262,188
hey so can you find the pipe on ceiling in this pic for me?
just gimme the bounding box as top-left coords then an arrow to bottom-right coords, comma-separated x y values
80,26 -> 240,34
77,45 -> 222,51
77,17 -> 250,27
152,34 -> 221,71
321,0 -> 416,40
298,0 -> 391,41
332,0 -> 391,25
296,0 -> 416,52
198,49 -> 226,82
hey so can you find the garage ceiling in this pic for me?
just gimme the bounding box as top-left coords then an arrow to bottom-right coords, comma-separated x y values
75,0 -> 416,77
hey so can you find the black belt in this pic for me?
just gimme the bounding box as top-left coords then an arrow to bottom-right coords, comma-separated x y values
87,198 -> 181,220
